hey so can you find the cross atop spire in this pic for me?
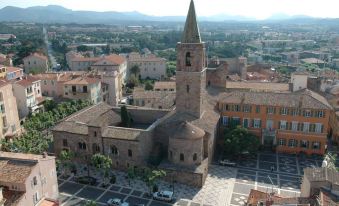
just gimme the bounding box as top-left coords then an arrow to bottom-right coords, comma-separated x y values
181,0 -> 201,43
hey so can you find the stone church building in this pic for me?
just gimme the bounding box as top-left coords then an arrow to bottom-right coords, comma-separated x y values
52,0 -> 220,187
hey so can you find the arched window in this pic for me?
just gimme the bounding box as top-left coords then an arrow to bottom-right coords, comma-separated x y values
185,52 -> 191,66
193,153 -> 197,161
128,149 -> 133,157
180,153 -> 184,162
111,145 -> 118,155
78,142 -> 87,150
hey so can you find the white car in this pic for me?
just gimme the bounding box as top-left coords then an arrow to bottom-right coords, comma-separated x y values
107,198 -> 129,206
219,159 -> 237,167
153,190 -> 174,202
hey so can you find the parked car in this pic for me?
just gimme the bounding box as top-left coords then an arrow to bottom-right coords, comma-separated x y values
153,190 -> 174,202
219,159 -> 237,167
76,176 -> 97,185
107,198 -> 129,206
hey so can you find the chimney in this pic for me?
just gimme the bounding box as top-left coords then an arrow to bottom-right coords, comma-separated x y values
42,152 -> 47,158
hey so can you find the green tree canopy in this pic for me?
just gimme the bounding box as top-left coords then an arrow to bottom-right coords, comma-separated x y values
224,126 -> 260,156
120,106 -> 132,128
130,65 -> 140,76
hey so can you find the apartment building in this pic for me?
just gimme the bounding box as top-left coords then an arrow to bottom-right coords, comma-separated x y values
0,80 -> 20,140
12,76 -> 44,118
5,67 -> 24,81
23,53 -> 49,74
0,152 -> 58,206
218,89 -> 332,155
63,76 -> 101,104
127,52 -> 166,80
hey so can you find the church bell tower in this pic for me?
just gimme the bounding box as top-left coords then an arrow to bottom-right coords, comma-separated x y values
176,0 -> 206,118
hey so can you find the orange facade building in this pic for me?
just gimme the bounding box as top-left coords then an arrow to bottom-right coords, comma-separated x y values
218,89 -> 332,155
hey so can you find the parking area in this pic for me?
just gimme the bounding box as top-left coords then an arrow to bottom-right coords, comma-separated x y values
58,152 -> 323,206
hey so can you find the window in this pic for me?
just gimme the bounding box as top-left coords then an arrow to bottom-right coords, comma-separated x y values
222,116 -> 229,126
243,118 -> 250,128
279,121 -> 287,130
224,104 -> 230,111
243,105 -> 251,113
232,117 -> 240,125
128,149 -> 132,157
33,176 -> 37,186
304,110 -> 311,117
318,111 -> 325,118
280,107 -> 288,115
180,153 -> 184,161
72,86 -> 76,92
185,52 -> 191,66
44,80 -> 47,85
278,138 -> 286,146
312,142 -> 320,150
111,145 -> 118,155
169,151 -> 173,159
267,107 -> 275,114
292,121 -> 298,131
253,119 -> 261,128
234,105 -> 240,112
256,106 -> 260,113
303,122 -> 310,132
83,86 -> 88,93
300,140 -> 309,149
94,131 -> 97,137
309,124 -> 316,132
33,192 -> 39,204
288,139 -> 297,148
2,116 -> 7,128
193,153 -> 197,161
0,104 -> 5,113
186,85 -> 190,93
51,80 -> 54,86
63,139 -> 68,147
315,123 -> 323,133
78,142 -> 86,150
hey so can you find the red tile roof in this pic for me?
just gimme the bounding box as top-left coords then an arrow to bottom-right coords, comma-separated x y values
24,53 -> 48,61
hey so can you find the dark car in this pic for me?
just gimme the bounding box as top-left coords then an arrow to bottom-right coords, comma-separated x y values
76,176 -> 97,185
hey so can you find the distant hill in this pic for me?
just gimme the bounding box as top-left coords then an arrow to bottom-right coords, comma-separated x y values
0,5 -> 336,24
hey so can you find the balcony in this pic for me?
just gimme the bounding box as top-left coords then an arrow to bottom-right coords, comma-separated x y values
262,128 -> 276,136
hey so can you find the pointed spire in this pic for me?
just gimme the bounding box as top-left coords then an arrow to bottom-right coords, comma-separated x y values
181,0 -> 201,43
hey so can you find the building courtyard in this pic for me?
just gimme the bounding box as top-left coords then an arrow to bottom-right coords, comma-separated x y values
57,152 -> 323,206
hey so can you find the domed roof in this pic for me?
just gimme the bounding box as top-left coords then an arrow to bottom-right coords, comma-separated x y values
171,121 -> 205,139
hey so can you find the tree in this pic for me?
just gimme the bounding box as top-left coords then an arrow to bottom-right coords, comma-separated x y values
120,106 -> 132,127
126,75 -> 139,88
59,150 -> 74,176
127,167 -> 136,186
224,126 -> 260,157
142,168 -> 166,195
91,154 -> 113,185
144,81 -> 154,91
77,45 -> 90,52
322,152 -> 337,170
130,65 -> 140,76
85,200 -> 97,206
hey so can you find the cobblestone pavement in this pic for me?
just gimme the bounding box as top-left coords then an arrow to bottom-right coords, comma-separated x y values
58,152 -> 322,206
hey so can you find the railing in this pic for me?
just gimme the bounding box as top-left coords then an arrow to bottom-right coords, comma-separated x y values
262,128 -> 276,136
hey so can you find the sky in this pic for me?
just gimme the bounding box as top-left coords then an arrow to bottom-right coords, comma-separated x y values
1,0 -> 339,20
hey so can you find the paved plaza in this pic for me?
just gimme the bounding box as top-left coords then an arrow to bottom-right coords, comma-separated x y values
58,152 -> 323,206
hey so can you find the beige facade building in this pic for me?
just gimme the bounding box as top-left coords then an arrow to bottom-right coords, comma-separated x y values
132,89 -> 176,109
0,152 -> 59,206
154,81 -> 176,91
23,53 -> 49,74
63,76 -> 102,104
128,52 -> 166,80
0,80 -> 21,140
12,76 -> 44,118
